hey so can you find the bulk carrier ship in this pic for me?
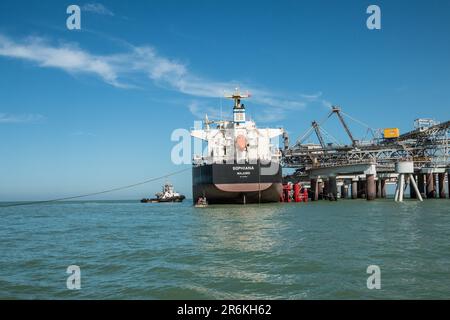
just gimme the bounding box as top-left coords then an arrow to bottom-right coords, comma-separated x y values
191,90 -> 284,204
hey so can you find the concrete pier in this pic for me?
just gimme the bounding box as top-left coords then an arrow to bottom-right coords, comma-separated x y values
328,176 -> 338,201
305,163 -> 378,201
366,174 -> 376,201
438,173 -> 446,199
426,173 -> 436,198
351,179 -> 358,199
311,178 -> 319,201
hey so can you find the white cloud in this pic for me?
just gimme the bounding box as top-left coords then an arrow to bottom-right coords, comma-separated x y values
0,34 -> 123,87
253,108 -> 287,123
0,113 -> 45,123
301,92 -> 323,100
82,3 -> 114,16
188,101 -> 231,120
0,33 -> 324,122
321,99 -> 333,110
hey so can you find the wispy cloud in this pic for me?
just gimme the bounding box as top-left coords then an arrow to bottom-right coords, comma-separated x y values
0,34 -> 124,87
82,3 -> 114,16
0,113 -> 45,124
253,108 -> 287,123
301,92 -> 323,100
0,33 -> 324,122
188,101 -> 231,120
321,99 -> 333,110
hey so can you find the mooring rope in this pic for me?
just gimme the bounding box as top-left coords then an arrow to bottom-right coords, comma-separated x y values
0,167 -> 191,208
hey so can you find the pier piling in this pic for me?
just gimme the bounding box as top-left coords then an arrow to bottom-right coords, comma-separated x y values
318,181 -> 324,200
311,178 -> 319,201
381,179 -> 387,198
438,173 -> 446,199
351,179 -> 358,199
341,183 -> 348,199
366,174 -> 376,201
323,180 -> 329,200
410,174 -> 417,199
448,170 -> 450,199
328,176 -> 338,201
358,180 -> 366,199
376,179 -> 381,198
418,174 -> 425,198
426,173 -> 436,199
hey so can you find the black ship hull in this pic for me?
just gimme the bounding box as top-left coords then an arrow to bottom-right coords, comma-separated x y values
192,162 -> 282,204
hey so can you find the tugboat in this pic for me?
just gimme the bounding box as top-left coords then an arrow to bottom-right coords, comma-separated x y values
141,183 -> 186,203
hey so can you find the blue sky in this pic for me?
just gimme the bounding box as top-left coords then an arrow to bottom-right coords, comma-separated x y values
0,0 -> 449,200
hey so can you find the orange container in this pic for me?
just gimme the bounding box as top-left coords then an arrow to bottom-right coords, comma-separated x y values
383,128 -> 400,139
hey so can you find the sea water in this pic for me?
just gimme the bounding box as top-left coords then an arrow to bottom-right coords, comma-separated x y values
0,199 -> 449,299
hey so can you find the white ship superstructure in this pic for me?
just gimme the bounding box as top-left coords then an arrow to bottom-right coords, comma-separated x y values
191,91 -> 283,165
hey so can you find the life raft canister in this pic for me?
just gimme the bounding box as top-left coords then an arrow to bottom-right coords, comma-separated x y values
235,134 -> 247,151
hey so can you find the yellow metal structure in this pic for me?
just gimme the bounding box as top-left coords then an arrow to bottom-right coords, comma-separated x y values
383,128 -> 400,139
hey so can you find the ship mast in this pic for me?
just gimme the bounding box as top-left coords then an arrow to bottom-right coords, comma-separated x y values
224,88 -> 250,125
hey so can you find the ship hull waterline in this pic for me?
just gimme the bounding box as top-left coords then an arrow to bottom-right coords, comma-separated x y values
192,162 -> 283,204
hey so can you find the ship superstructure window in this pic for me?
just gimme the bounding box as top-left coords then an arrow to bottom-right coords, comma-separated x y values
234,110 -> 245,123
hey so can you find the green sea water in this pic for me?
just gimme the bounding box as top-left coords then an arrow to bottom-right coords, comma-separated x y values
0,199 -> 449,299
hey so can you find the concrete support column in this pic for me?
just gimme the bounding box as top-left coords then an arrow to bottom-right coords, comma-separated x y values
311,178 -> 319,201
417,174 -> 425,198
366,174 -> 376,201
376,180 -> 381,198
438,173 -> 446,199
328,176 -> 337,201
426,173 -> 436,199
341,184 -> 348,199
381,179 -> 387,198
410,174 -> 417,199
351,179 -> 358,199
